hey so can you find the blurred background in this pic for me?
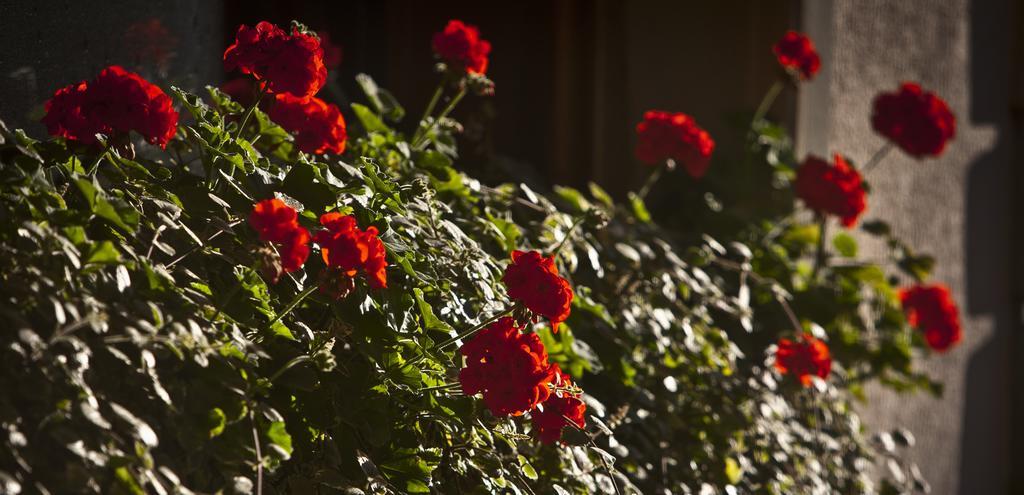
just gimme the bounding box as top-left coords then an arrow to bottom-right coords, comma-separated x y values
0,1 -> 1019,493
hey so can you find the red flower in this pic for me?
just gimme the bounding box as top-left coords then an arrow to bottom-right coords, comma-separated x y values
773,31 -> 821,80
775,334 -> 832,387
313,213 -> 387,289
249,199 -> 311,278
634,110 -> 715,178
871,82 -> 956,158
502,250 -> 574,332
459,317 -> 556,417
795,154 -> 866,227
317,31 -> 343,70
899,284 -> 962,352
530,365 -> 586,444
432,20 -> 491,75
42,66 -> 178,148
268,94 -> 347,154
223,21 -> 327,100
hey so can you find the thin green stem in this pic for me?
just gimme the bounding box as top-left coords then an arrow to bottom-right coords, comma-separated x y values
551,215 -> 586,256
752,80 -> 784,126
636,163 -> 666,200
413,87 -> 466,150
235,82 -> 270,141
411,82 -> 445,144
406,306 -> 514,367
249,411 -> 264,495
417,382 -> 462,393
860,141 -> 894,175
810,214 -> 828,281
264,284 -> 318,330
269,355 -> 312,382
87,146 -> 111,176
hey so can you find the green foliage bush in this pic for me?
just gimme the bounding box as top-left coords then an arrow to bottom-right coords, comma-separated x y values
0,24 -> 945,495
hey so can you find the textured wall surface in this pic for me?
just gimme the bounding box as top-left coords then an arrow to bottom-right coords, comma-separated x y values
800,1 -> 1014,493
0,0 -> 223,136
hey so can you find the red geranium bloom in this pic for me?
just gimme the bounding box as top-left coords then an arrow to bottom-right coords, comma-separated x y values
635,110 -> 715,178
502,250 -> 574,332
432,19 -> 491,75
459,317 -> 556,417
223,21 -> 327,100
773,31 -> 821,80
249,199 -> 311,277
775,334 -> 832,387
268,94 -> 347,154
899,284 -> 962,352
317,31 -> 343,69
871,82 -> 956,158
313,213 -> 387,289
795,153 -> 866,227
42,66 -> 178,148
530,365 -> 586,444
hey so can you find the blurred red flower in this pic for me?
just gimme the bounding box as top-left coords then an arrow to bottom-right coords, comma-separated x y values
459,317 -> 556,416
313,213 -> 387,289
317,31 -> 343,70
635,110 -> 715,178
795,153 -> 866,227
269,94 -> 347,155
899,284 -> 962,351
224,21 -> 327,99
775,334 -> 832,387
42,66 -> 178,148
432,19 -> 491,75
871,82 -> 956,158
530,365 -> 586,444
773,31 -> 821,80
502,250 -> 573,332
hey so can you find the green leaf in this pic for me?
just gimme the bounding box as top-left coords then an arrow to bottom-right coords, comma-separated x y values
588,182 -> 614,208
518,455 -> 539,481
832,232 -> 858,257
725,457 -> 742,484
553,186 -> 589,213
355,73 -> 406,122
205,408 -> 227,438
413,288 -> 454,334
281,162 -> 333,212
352,103 -> 389,133
84,240 -> 121,265
862,219 -> 892,236
265,421 -> 293,458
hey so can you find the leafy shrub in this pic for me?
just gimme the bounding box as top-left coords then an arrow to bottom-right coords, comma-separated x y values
0,20 -> 952,495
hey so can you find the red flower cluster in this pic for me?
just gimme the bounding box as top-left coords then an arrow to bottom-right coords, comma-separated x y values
313,213 -> 387,289
42,66 -> 178,148
269,94 -> 348,154
634,110 -> 715,178
871,82 -> 956,158
795,154 -> 867,227
223,21 -> 327,99
432,20 -> 491,75
899,284 -> 962,352
775,334 -> 832,387
221,77 -> 258,108
459,317 -> 556,416
249,199 -> 311,276
502,250 -> 574,332
773,31 -> 821,80
530,365 -> 586,444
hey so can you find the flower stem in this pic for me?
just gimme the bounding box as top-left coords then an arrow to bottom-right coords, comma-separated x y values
418,382 -> 462,393
236,82 -> 270,141
87,146 -> 111,177
412,81 -> 445,144
413,87 -> 466,150
752,80 -> 784,126
264,284 -> 318,330
810,214 -> 828,281
269,355 -> 312,382
551,215 -> 586,257
406,306 -> 513,367
636,162 -> 666,200
860,142 -> 894,174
